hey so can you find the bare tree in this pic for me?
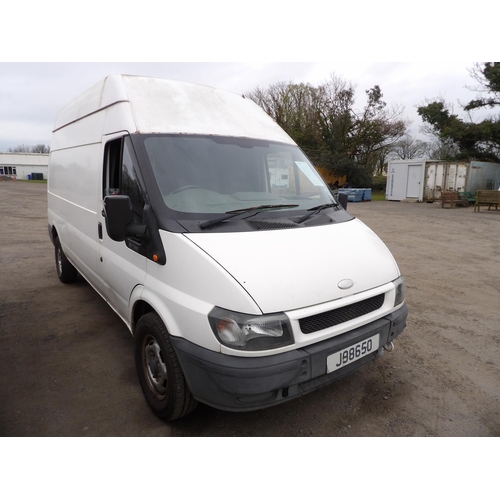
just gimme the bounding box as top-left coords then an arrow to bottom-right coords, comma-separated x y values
390,134 -> 430,160
30,144 -> 50,154
8,144 -> 32,153
247,75 -> 410,185
427,139 -> 461,160
7,144 -> 50,153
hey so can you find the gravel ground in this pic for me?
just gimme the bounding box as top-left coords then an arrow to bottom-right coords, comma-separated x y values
1,180 -> 499,436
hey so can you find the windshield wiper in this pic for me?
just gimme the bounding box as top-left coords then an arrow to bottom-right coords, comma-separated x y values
295,203 -> 338,224
199,204 -> 299,229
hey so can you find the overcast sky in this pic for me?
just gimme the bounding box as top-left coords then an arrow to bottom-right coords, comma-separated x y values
0,61 -> 488,152
2,3 -> 496,153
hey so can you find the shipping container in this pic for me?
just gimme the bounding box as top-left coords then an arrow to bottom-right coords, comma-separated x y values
386,159 -> 500,201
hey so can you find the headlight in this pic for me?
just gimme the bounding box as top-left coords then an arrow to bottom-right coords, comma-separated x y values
208,307 -> 293,351
393,276 -> 405,306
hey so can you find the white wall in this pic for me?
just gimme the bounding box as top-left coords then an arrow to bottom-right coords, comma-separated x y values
0,153 -> 49,179
386,160 -> 428,201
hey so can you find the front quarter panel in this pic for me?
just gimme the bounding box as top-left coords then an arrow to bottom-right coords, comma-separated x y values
139,231 -> 262,352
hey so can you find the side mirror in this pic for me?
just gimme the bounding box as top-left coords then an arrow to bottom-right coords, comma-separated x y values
337,192 -> 348,210
103,195 -> 147,242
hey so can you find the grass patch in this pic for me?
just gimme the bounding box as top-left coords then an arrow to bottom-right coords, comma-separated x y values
371,190 -> 386,201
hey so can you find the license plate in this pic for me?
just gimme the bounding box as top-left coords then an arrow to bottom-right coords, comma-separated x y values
327,334 -> 380,373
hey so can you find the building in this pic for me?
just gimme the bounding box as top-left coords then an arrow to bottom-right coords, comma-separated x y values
386,159 -> 500,202
0,152 -> 49,180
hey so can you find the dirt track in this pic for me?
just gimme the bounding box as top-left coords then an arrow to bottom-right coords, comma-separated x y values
1,181 -> 499,436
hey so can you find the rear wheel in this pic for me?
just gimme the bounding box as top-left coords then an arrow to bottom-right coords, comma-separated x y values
55,239 -> 78,283
134,312 -> 197,420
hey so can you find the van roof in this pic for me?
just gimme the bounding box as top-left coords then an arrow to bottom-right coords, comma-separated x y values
53,74 -> 295,144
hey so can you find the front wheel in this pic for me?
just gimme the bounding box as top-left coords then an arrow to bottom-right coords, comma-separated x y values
134,312 -> 197,420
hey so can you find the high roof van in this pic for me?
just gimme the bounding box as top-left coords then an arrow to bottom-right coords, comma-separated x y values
48,74 -> 408,420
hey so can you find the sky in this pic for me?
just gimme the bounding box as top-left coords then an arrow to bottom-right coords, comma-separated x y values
2,1 -> 496,153
0,61 -> 488,152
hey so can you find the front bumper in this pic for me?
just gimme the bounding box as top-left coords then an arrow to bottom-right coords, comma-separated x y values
171,303 -> 408,412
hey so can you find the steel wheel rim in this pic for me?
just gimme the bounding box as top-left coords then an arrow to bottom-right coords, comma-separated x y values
142,334 -> 168,400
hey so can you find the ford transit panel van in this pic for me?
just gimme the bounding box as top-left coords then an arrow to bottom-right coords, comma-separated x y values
48,75 -> 408,420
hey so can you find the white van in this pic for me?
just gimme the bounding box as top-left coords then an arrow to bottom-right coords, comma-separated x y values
48,75 -> 408,420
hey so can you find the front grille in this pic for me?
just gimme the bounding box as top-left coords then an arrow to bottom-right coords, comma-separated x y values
299,294 -> 385,334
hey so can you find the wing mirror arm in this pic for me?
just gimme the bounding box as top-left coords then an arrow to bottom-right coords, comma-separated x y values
337,192 -> 348,210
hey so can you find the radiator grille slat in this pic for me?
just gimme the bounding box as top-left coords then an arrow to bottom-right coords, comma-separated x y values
299,294 -> 385,334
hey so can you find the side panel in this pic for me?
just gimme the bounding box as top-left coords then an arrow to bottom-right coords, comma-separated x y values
386,163 -> 409,200
50,109 -> 105,152
456,163 -> 469,192
48,103 -> 139,307
48,142 -> 102,284
435,162 -> 446,195
467,161 -> 500,192
424,162 -> 440,200
445,162 -> 469,191
424,161 -> 445,200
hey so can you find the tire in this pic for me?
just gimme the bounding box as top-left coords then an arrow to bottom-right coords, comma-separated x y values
134,312 -> 197,420
55,238 -> 78,283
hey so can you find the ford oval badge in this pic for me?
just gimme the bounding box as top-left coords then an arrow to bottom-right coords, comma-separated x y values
338,279 -> 354,290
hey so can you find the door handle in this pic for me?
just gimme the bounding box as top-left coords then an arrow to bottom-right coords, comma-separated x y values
98,222 -> 103,240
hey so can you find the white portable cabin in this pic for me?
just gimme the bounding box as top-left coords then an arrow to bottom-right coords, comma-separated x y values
386,159 -> 500,202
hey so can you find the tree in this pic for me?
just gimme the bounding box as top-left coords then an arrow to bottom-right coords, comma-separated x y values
390,134 -> 430,160
251,81 -> 323,161
30,144 -> 50,154
8,144 -> 50,153
247,75 -> 409,186
465,62 -> 500,110
427,139 -> 460,160
417,62 -> 500,162
350,86 -> 408,174
8,144 -> 32,153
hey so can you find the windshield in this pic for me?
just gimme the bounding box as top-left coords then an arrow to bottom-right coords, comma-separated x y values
142,135 -> 334,215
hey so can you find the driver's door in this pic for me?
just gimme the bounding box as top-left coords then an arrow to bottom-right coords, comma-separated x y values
98,135 -> 147,324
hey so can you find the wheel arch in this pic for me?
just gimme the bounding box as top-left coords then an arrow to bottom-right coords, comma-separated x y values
50,224 -> 59,245
129,285 -> 220,352
130,287 -> 181,340
131,299 -> 155,334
